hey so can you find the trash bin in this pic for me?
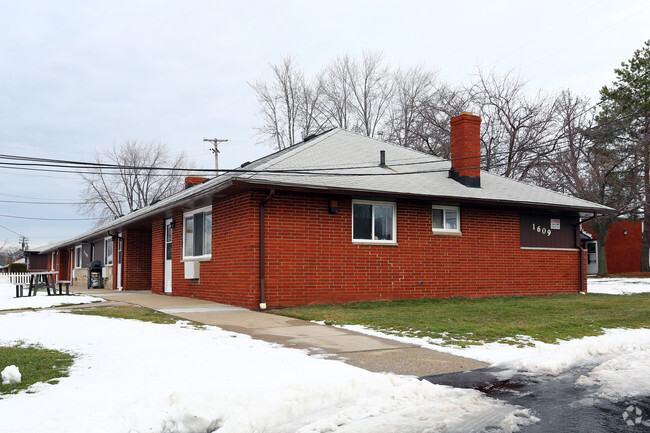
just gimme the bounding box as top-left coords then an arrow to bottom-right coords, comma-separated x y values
88,260 -> 104,289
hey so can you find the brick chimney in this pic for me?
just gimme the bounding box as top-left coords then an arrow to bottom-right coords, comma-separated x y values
184,176 -> 208,189
449,112 -> 482,188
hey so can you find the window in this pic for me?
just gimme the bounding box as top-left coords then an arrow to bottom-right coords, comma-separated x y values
183,206 -> 212,259
104,237 -> 114,265
74,245 -> 82,268
432,205 -> 460,233
352,200 -> 396,243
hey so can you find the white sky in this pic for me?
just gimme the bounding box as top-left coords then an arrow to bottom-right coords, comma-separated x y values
1,0 -> 650,247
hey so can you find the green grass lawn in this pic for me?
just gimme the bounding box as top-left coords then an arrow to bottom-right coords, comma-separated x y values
271,293 -> 650,346
66,305 -> 203,327
0,345 -> 74,395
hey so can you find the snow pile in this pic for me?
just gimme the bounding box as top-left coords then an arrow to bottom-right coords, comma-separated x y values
1,365 -> 21,385
575,350 -> 650,401
0,311 -> 534,433
336,327 -> 650,403
0,283 -> 102,311
497,328 -> 650,375
588,277 -> 650,295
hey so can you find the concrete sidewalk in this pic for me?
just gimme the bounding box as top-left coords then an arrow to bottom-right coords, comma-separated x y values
72,288 -> 487,376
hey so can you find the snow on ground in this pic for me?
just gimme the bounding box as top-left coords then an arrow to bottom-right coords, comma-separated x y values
0,283 -> 102,310
0,310 -> 536,433
587,277 -> 650,295
335,278 -> 650,404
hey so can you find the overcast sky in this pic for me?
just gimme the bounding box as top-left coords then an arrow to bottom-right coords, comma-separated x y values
1,0 -> 649,249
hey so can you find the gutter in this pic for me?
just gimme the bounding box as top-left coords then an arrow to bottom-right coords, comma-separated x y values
259,189 -> 275,310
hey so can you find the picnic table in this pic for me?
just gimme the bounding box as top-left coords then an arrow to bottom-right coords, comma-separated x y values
14,272 -> 68,297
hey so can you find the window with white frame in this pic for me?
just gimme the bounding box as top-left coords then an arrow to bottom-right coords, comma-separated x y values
74,245 -> 82,268
183,206 -> 212,259
352,200 -> 396,243
104,237 -> 114,265
432,205 -> 460,233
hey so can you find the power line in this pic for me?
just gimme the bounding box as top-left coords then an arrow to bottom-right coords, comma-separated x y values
0,213 -> 101,221
0,224 -> 25,237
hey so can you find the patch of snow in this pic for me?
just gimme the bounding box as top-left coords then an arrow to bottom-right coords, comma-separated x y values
1,365 -> 21,385
0,311 -> 534,433
330,276 -> 650,405
588,277 -> 650,295
0,283 -> 102,311
575,350 -> 650,401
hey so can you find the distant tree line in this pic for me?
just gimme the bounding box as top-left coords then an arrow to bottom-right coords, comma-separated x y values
251,42 -> 650,276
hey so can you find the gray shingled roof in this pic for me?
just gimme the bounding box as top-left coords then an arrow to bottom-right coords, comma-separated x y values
40,128 -> 612,253
239,128 -> 612,212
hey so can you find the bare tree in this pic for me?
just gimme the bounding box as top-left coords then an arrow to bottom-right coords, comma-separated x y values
80,140 -> 190,224
0,240 -> 21,266
298,74 -> 324,139
250,56 -> 316,149
469,69 -> 558,180
319,54 -> 354,131
412,83 -> 473,158
346,51 -> 393,137
385,66 -> 437,148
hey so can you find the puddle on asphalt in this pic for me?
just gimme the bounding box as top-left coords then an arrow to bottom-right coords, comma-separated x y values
422,366 -> 650,432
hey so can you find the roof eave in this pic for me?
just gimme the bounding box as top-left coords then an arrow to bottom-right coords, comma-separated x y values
229,178 -> 615,215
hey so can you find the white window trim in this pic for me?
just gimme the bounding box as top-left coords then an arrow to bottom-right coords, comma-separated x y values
352,200 -> 397,245
104,236 -> 114,266
182,205 -> 213,261
74,245 -> 82,269
432,205 -> 461,234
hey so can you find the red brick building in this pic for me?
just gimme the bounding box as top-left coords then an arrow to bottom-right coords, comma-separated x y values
584,219 -> 643,274
41,113 -> 612,309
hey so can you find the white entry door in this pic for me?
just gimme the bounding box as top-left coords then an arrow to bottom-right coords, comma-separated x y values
116,232 -> 123,290
586,241 -> 598,275
164,219 -> 173,294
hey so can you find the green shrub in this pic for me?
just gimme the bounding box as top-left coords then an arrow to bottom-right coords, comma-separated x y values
8,262 -> 27,273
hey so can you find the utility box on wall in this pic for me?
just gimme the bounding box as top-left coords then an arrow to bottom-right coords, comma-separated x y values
184,261 -> 200,279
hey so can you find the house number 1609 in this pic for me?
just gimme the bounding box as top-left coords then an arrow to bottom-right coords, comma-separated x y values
532,223 -> 552,236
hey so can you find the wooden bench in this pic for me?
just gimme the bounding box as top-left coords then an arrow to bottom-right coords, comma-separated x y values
56,280 -> 71,295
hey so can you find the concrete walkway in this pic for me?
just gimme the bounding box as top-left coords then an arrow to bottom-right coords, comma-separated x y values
71,288 -> 487,377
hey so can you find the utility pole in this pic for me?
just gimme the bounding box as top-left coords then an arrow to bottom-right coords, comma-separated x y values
203,138 -> 228,173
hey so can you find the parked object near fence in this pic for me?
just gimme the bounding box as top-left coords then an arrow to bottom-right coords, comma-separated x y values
5,272 -> 61,298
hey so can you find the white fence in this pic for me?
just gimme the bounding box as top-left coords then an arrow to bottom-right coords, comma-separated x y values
0,272 -> 32,285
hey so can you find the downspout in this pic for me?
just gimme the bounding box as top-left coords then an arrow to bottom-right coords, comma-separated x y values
575,213 -> 598,294
259,190 -> 275,310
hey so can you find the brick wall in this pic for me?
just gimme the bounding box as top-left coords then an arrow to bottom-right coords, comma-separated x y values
261,192 -> 583,307
122,229 -> 152,290
150,193 -> 259,308
585,220 -> 642,274
151,219 -> 165,293
149,190 -> 584,309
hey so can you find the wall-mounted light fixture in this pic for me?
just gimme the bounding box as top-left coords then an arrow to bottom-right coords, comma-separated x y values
328,199 -> 339,214
170,220 -> 176,229
623,229 -> 628,235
